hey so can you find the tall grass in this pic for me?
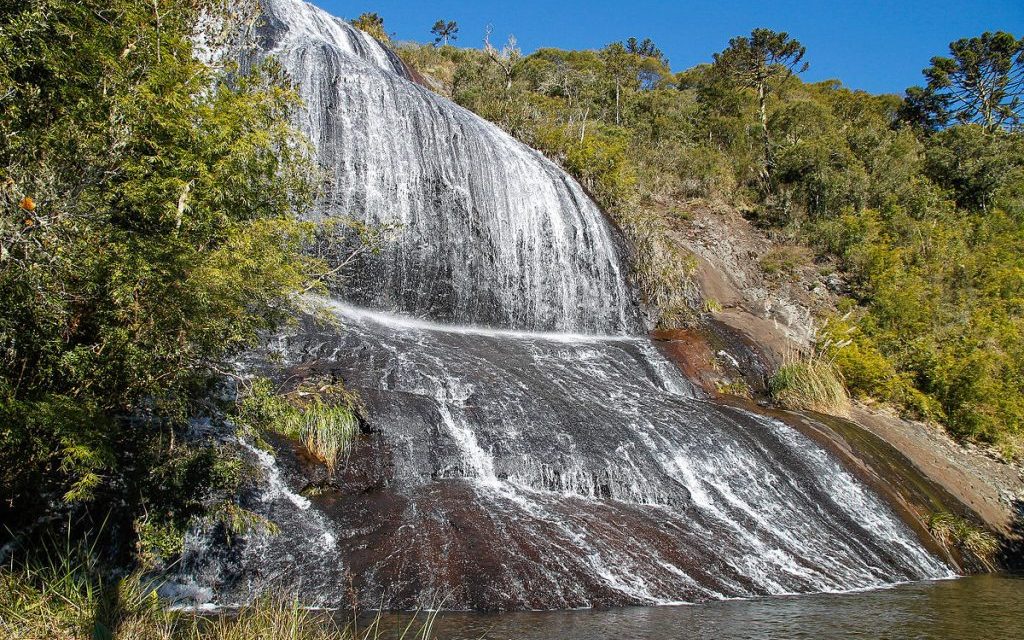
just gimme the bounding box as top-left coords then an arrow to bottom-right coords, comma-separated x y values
769,352 -> 851,416
0,538 -> 173,640
927,512 -> 999,570
242,379 -> 363,475
0,543 -> 438,640
280,399 -> 361,475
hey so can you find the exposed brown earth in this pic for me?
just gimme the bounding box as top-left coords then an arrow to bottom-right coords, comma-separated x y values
848,405 -> 1024,540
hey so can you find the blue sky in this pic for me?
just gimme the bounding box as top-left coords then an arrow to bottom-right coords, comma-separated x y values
311,0 -> 1023,95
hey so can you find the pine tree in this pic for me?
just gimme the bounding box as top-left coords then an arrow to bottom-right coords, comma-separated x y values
431,19 -> 459,46
904,31 -> 1024,132
713,29 -> 808,186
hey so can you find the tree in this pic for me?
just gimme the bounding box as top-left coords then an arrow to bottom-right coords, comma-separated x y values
599,41 -> 670,125
431,19 -> 459,46
624,37 -> 669,90
484,25 -> 522,93
898,85 -> 951,133
625,37 -> 667,65
923,125 -> 1023,210
904,31 -> 1024,132
601,42 -> 631,125
712,28 -> 808,185
0,0 -> 319,547
352,12 -> 389,43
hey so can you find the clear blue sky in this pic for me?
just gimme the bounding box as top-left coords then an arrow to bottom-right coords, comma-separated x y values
311,0 -> 1023,95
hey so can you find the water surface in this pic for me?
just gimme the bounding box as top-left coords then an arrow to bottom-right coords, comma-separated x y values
382,576 -> 1023,640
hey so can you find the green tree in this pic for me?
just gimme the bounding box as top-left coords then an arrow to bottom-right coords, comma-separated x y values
904,31 -> 1024,132
431,19 -> 459,46
0,0 -> 319,546
713,28 -> 808,186
625,37 -> 668,66
924,125 -> 1024,210
599,41 -> 670,125
352,12 -> 389,43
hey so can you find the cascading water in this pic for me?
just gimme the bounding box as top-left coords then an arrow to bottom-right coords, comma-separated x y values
258,0 -> 639,334
170,0 -> 954,610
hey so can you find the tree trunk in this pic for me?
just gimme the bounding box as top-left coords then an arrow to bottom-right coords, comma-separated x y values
758,81 -> 772,191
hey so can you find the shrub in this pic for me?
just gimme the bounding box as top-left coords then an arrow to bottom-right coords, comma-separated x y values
818,316 -> 942,420
350,12 -> 389,43
769,353 -> 851,416
0,0 -> 320,552
564,124 -> 636,209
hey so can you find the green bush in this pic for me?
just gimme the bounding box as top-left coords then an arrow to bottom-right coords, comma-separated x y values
0,0 -> 319,557
819,316 -> 942,419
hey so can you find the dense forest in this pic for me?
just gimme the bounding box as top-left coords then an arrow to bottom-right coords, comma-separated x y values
390,21 -> 1024,459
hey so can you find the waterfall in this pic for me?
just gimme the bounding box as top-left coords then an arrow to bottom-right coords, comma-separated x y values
169,0 -> 953,610
259,0 -> 640,334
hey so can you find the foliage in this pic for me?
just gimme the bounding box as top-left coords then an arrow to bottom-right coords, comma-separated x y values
621,212 -> 700,327
239,377 -> 362,476
0,538 -> 171,640
0,539 -> 438,639
351,12 -> 389,43
817,314 -> 939,419
716,379 -> 752,398
431,20 -> 458,47
923,125 -> 1024,210
0,0 -> 320,561
903,31 -> 1024,132
769,352 -> 851,416
928,511 -> 999,569
712,29 -> 808,186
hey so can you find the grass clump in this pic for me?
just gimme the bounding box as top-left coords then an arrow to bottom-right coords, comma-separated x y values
759,245 -> 811,281
769,353 -> 851,416
716,379 -> 752,398
284,400 -> 361,476
239,378 -> 362,476
0,540 -> 173,640
0,541 -> 437,640
928,512 -> 999,570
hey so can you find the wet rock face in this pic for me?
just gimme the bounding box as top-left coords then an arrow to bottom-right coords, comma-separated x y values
177,305 -> 952,610
169,0 -> 954,611
257,0 -> 640,334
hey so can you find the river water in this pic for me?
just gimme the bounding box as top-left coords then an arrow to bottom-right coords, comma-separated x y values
373,575 -> 1023,640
